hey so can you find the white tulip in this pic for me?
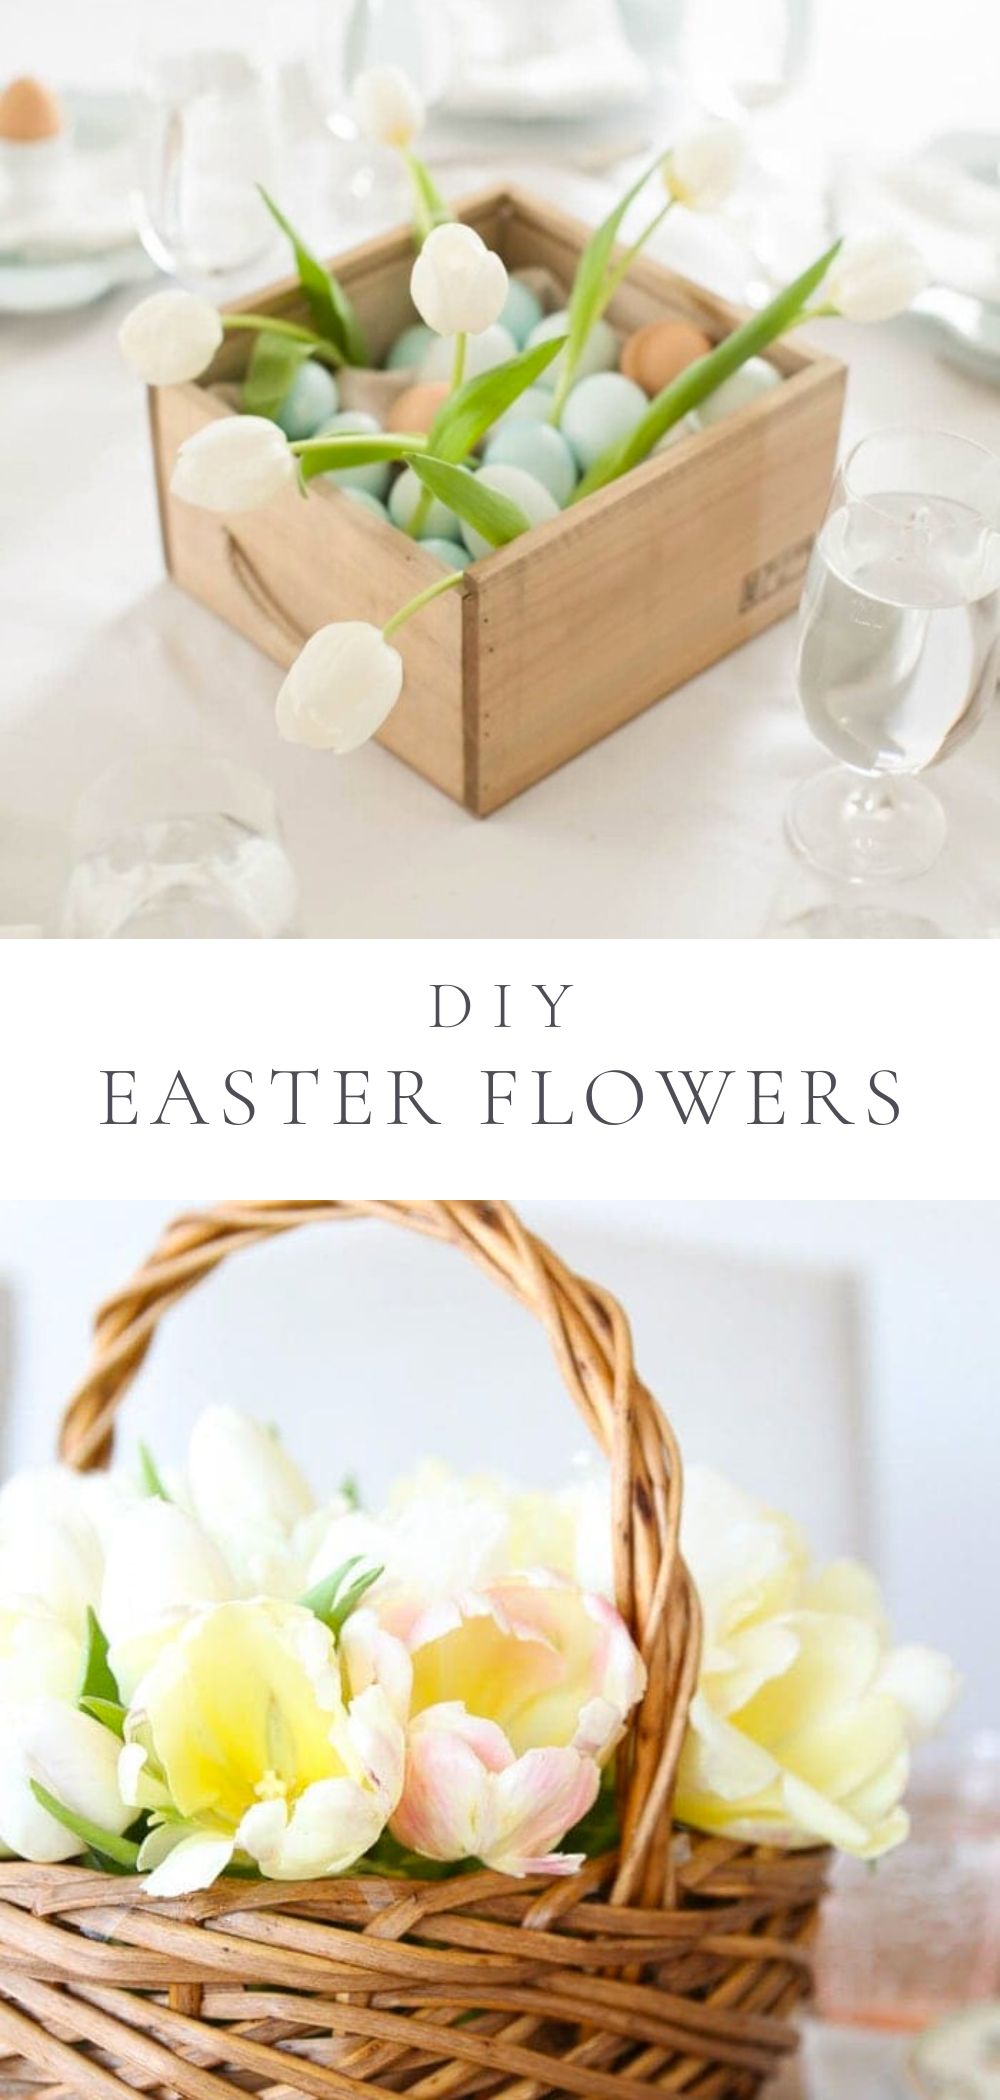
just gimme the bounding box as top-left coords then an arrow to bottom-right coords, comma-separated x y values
186,1406 -> 316,1591
0,1602 -> 81,1708
0,1698 -> 131,1863
821,233 -> 927,323
353,64 -> 425,149
410,223 -> 509,339
118,289 -> 224,386
0,1477 -> 106,1637
101,1500 -> 236,1700
275,621 -> 404,753
170,415 -> 297,514
665,122 -> 745,212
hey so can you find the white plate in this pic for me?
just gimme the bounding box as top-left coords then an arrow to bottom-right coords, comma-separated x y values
0,88 -> 153,314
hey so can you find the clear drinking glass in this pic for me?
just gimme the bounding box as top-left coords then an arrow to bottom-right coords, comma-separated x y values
787,430 -> 1000,883
61,753 -> 300,940
135,0 -> 279,280
311,0 -> 450,213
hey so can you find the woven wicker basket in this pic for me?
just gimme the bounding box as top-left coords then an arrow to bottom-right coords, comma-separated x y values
0,1200 -> 828,2100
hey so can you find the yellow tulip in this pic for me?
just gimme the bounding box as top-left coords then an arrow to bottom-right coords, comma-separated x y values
121,1598 -> 407,1895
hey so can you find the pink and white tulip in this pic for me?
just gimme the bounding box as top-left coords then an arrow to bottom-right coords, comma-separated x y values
390,1572 -> 645,1875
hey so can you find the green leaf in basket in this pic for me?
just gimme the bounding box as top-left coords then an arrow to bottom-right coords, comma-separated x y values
258,187 -> 370,367
300,1555 -> 383,1639
138,1439 -> 170,1503
426,333 -> 567,464
295,431 -> 428,484
552,151 -> 663,416
402,150 -> 452,244
242,329 -> 316,419
573,238 -> 843,501
80,1695 -> 127,1741
78,1606 -> 120,1711
29,1781 -> 141,1870
410,457 -> 531,548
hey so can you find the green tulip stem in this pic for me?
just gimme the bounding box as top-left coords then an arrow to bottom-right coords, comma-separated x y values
221,313 -> 344,369
451,332 -> 468,392
550,193 -> 676,425
406,333 -> 467,537
382,568 -> 464,640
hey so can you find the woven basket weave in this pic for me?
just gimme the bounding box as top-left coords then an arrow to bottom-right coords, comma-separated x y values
0,1200 -> 828,2100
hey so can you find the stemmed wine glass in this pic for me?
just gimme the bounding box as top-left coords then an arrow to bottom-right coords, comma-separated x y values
787,429 -> 1000,884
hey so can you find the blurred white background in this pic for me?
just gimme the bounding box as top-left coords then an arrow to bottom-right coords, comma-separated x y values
0,1200 -> 992,1725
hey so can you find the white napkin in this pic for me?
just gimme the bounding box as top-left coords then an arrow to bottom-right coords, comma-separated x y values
439,0 -> 648,119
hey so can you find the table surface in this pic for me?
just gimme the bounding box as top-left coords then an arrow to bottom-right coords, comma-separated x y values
3,155 -> 1000,939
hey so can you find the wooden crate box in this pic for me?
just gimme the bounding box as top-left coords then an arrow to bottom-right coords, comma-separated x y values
149,186 -> 846,816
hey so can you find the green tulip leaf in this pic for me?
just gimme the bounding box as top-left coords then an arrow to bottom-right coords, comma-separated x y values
427,334 -> 567,464
30,1781 -> 141,1869
78,1607 -> 120,1710
300,1555 -> 382,1637
242,330 -> 316,418
557,152 -> 663,407
411,457 -> 530,547
258,187 -> 369,366
573,238 -> 843,500
80,1696 -> 127,1740
296,433 -> 428,483
138,1440 -> 170,1502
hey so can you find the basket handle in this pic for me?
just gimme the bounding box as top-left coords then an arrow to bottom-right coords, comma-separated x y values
57,1199 -> 700,1903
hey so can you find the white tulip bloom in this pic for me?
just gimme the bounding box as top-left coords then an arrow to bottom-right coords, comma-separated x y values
0,1473 -> 108,1637
353,65 -> 425,149
410,223 -> 509,339
275,621 -> 404,753
676,1468 -> 958,1858
119,290 -> 224,386
0,1698 -> 132,1864
170,415 -> 297,514
186,1406 -> 316,1592
665,122 -> 745,212
102,1500 -> 236,1701
821,233 -> 927,323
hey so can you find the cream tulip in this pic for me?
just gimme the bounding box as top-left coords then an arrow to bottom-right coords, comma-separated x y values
0,1698 -> 132,1864
410,223 -> 509,339
0,1470 -> 111,1636
353,65 -> 425,149
170,415 -> 298,514
186,1406 -> 316,1592
121,1598 -> 407,1894
390,1573 -> 645,1875
119,289 -> 224,386
664,123 -> 745,213
275,621 -> 404,752
101,1500 -> 236,1701
676,1469 -> 958,1858
821,233 -> 927,323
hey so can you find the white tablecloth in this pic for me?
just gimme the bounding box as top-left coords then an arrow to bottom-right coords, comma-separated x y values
3,160 -> 1000,937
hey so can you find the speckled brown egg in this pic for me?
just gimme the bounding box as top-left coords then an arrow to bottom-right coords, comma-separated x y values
0,75 -> 63,141
620,319 -> 713,396
385,381 -> 450,435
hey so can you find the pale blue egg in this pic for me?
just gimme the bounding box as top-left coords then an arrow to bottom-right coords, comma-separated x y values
274,361 -> 339,439
494,385 -> 555,432
388,467 -> 460,540
386,322 -> 436,371
526,310 -> 619,390
419,324 -> 518,381
420,537 -> 472,570
501,276 -> 544,348
460,462 -> 560,562
319,410 -> 391,498
694,357 -> 781,427
342,488 -> 390,521
561,371 -> 648,471
483,420 -> 578,507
